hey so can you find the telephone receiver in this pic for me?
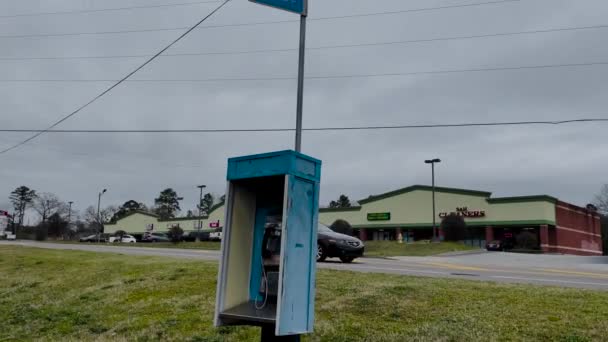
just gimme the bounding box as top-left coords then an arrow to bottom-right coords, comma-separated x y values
262,223 -> 282,259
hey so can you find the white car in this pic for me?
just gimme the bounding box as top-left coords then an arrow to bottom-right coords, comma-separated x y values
109,234 -> 137,243
209,230 -> 223,241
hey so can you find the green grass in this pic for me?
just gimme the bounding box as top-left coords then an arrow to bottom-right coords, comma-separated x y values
1,246 -> 608,341
48,240 -> 222,250
364,241 -> 478,257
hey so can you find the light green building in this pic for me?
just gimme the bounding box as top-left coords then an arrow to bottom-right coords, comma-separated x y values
317,185 -> 557,244
104,203 -> 225,236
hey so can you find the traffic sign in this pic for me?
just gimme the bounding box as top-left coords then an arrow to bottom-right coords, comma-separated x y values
249,0 -> 307,15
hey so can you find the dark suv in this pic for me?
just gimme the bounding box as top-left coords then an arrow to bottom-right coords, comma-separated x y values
317,223 -> 364,263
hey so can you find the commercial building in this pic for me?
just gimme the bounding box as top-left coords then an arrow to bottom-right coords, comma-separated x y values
104,203 -> 225,237
104,185 -> 603,256
318,185 -> 603,256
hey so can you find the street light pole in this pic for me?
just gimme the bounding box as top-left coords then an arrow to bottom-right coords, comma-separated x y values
197,185 -> 206,242
68,201 -> 73,239
97,189 -> 107,243
68,201 -> 73,222
425,159 -> 441,242
294,13 -> 307,153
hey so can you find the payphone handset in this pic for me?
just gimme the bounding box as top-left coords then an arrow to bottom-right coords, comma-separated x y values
256,217 -> 282,309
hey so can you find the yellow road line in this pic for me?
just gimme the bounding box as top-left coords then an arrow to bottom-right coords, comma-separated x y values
539,269 -> 608,279
423,262 -> 487,271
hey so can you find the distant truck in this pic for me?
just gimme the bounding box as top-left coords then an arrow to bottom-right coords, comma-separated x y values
0,210 -> 16,240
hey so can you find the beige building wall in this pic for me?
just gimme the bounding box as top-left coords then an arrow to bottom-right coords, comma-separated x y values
319,187 -> 557,228
106,186 -> 558,234
104,205 -> 226,234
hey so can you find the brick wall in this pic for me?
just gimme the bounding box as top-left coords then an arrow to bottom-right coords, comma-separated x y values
552,201 -> 603,255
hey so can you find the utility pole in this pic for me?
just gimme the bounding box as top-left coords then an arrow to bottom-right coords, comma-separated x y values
97,189 -> 107,243
68,201 -> 73,240
197,185 -> 206,242
425,159 -> 441,242
294,13 -> 306,153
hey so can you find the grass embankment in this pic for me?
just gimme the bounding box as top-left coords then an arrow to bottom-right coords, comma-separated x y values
1,246 -> 607,341
364,241 -> 478,257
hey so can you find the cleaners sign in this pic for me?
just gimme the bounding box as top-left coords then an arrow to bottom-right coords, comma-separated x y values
249,0 -> 307,15
439,207 -> 486,219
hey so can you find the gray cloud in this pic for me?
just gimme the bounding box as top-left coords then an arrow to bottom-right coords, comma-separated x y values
1,0 -> 607,217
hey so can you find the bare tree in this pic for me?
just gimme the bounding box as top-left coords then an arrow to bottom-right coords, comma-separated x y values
84,205 -> 118,233
32,192 -> 68,223
594,184 -> 608,215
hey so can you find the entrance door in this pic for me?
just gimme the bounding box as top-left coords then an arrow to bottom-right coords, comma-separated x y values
372,230 -> 392,241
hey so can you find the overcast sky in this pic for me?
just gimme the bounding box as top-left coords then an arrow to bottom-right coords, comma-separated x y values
1,0 -> 607,220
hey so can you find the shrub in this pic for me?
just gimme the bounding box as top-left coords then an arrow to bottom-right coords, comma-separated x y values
168,226 -> 184,243
330,219 -> 353,236
516,231 -> 539,250
35,225 -> 48,241
440,214 -> 467,241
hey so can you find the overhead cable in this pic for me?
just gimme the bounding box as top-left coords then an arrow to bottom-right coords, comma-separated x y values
2,119 -> 607,134
3,61 -> 608,83
2,23 -> 607,61
0,0 -> 233,155
0,0 -> 520,39
0,1 -> 222,19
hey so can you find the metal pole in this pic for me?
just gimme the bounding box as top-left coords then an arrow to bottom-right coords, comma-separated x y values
197,185 -> 205,242
294,14 -> 307,153
97,192 -> 102,243
68,201 -> 73,240
68,202 -> 73,223
432,163 -> 436,241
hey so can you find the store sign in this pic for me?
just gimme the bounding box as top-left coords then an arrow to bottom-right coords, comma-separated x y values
367,212 -> 391,221
209,220 -> 221,228
439,207 -> 486,218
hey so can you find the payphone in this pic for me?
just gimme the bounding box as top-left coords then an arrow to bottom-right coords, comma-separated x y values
214,150 -> 321,337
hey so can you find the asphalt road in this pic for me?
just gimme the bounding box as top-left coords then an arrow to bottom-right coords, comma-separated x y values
2,241 -> 608,290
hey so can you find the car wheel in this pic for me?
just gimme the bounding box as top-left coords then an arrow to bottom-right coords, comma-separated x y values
316,244 -> 327,262
340,256 -> 354,263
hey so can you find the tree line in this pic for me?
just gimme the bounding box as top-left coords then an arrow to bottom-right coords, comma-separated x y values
5,186 -> 224,239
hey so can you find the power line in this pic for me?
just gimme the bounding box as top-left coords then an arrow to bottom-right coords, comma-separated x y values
0,1 -> 222,19
3,61 -> 608,83
0,0 -> 233,156
2,23 -> 607,61
0,0 -> 520,39
2,119 -> 607,134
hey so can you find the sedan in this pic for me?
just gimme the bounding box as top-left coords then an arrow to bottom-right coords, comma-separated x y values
142,232 -> 170,243
110,235 -> 137,243
79,234 -> 107,243
486,240 -> 504,251
317,223 -> 364,263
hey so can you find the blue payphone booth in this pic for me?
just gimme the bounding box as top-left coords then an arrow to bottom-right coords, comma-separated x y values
214,150 -> 321,337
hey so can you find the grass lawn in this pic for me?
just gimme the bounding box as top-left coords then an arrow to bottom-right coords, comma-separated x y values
1,246 -> 607,341
364,241 -> 478,257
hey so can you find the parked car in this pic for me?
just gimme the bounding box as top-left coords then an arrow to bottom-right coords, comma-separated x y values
109,234 -> 137,243
486,240 -> 504,251
317,223 -> 364,263
209,228 -> 223,241
141,232 -> 170,243
181,231 -> 211,242
79,234 -> 108,243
